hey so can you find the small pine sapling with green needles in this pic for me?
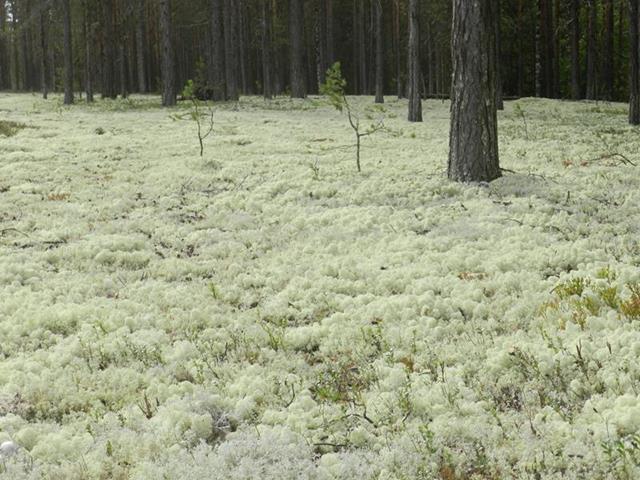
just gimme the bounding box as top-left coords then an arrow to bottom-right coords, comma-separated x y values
320,62 -> 386,172
182,80 -> 214,157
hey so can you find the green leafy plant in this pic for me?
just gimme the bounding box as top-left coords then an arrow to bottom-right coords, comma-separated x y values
182,79 -> 215,157
320,62 -> 386,172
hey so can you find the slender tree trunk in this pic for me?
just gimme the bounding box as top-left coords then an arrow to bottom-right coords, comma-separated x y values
40,6 -> 48,99
630,0 -> 640,124
119,42 -> 128,98
82,0 -> 94,102
209,0 -> 226,100
357,0 -> 367,94
407,0 -> 422,122
586,0 -> 598,99
159,0 -> 176,106
289,0 -> 306,98
374,0 -> 384,103
237,1 -> 248,94
262,0 -> 273,99
224,0 -> 238,100
326,0 -> 334,66
315,0 -> 328,87
571,0 -> 581,99
604,0 -> 615,99
393,0 -> 402,98
102,0 -> 117,99
62,0 -> 74,104
449,0 -> 500,182
136,0 -> 148,93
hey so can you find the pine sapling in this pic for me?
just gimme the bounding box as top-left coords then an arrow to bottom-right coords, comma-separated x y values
182,80 -> 214,157
320,62 -> 386,172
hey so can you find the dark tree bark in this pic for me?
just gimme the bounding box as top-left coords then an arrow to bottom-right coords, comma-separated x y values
495,0 -> 504,109
326,0 -> 334,66
407,0 -> 422,122
102,0 -> 117,99
448,0 -> 500,183
630,0 -> 640,124
586,0 -> 598,100
571,0 -> 581,100
82,0 -> 94,102
357,0 -> 366,94
262,0 -> 273,99
209,0 -> 226,101
374,0 -> 384,103
39,6 -> 49,99
604,0 -> 615,99
119,42 -> 128,99
159,0 -> 176,106
315,0 -> 328,87
289,0 -> 306,98
224,0 -> 238,100
393,0 -> 402,98
136,0 -> 148,93
62,0 -> 74,104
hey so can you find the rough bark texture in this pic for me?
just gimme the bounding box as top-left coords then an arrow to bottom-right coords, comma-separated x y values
102,0 -> 117,99
571,0 -> 581,100
495,0 -> 504,109
262,0 -> 273,99
448,0 -> 501,183
159,0 -> 176,106
586,0 -> 598,100
209,0 -> 226,101
62,0 -> 74,105
289,0 -> 306,98
315,0 -> 328,87
136,0 -> 148,93
374,0 -> 384,103
224,0 -> 238,100
407,0 -> 422,122
630,0 -> 640,124
393,0 -> 402,98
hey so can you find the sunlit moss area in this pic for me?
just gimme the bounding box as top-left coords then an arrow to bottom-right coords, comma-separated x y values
1,93 -> 640,479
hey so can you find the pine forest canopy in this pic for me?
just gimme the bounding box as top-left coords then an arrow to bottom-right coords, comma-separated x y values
1,0 -> 639,103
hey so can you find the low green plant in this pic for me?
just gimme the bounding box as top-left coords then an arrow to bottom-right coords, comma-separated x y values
0,120 -> 26,137
320,62 -> 386,173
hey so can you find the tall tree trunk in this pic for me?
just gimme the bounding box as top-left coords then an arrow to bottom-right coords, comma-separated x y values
119,43 -> 128,98
630,0 -> 640,123
159,0 -> 176,106
102,0 -> 117,99
238,1 -> 248,94
224,0 -> 238,100
326,0 -> 334,66
209,0 -> 226,100
40,6 -> 49,99
315,0 -> 328,88
357,0 -> 367,94
449,0 -> 500,182
586,0 -> 598,99
407,0 -> 422,122
82,0 -> 94,102
604,0 -> 615,99
374,0 -> 384,103
262,0 -> 273,99
136,0 -> 148,93
495,0 -> 504,109
62,0 -> 74,104
571,0 -> 581,99
393,0 -> 402,98
289,0 -> 306,98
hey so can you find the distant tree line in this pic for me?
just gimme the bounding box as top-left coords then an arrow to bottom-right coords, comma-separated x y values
1,0 -> 639,106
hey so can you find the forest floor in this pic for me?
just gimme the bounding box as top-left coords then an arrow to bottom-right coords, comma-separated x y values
1,92 -> 640,479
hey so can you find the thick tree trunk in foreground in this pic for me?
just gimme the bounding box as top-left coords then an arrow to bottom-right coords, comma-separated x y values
407,0 -> 422,122
630,0 -> 640,124
159,0 -> 176,106
374,0 -> 384,103
62,0 -> 74,105
448,0 -> 501,183
289,0 -> 306,98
